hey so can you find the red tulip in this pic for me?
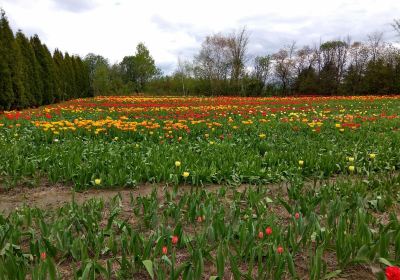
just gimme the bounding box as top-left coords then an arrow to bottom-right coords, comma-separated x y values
171,235 -> 179,245
386,266 -> 400,280
197,216 -> 202,223
277,246 -> 284,254
265,227 -> 272,236
162,246 -> 168,255
294,212 -> 300,219
40,252 -> 47,261
258,231 -> 264,239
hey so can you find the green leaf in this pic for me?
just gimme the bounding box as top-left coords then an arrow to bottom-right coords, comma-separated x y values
323,270 -> 342,279
81,262 -> 93,280
47,258 -> 57,280
142,260 -> 154,279
378,257 -> 392,267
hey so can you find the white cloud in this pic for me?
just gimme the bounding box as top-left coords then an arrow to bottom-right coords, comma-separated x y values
1,0 -> 399,73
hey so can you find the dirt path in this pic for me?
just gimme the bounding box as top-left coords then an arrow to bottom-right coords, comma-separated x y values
0,181 -> 231,214
1,172 -> 398,215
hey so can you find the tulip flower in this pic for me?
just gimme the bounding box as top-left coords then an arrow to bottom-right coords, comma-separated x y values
277,246 -> 284,254
369,153 -> 376,159
386,266 -> 400,280
171,235 -> 179,245
183,172 -> 190,178
265,227 -> 272,236
94,178 -> 101,185
162,246 -> 168,255
175,161 -> 181,167
258,231 -> 264,239
348,165 -> 355,172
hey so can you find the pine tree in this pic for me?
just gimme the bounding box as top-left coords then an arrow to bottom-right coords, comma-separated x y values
0,52 -> 14,110
63,53 -> 75,99
0,10 -> 27,109
30,35 -> 56,105
16,31 -> 43,106
53,49 -> 65,101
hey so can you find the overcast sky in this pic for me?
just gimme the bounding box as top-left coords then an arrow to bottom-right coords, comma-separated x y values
1,0 -> 399,73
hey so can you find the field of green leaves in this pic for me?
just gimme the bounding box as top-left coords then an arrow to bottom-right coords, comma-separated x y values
0,95 -> 399,279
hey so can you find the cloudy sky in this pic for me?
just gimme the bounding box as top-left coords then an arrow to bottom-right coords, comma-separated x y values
1,0 -> 399,73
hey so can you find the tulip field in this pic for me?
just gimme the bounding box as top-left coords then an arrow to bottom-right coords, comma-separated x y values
0,95 -> 400,279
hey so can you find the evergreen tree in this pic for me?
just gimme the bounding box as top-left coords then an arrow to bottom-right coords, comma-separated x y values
53,49 -> 65,101
0,51 -> 14,110
16,31 -> 42,106
75,56 -> 90,97
0,10 -> 27,109
30,35 -> 56,105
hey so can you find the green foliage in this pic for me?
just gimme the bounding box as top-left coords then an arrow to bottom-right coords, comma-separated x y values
120,42 -> 160,93
0,9 -> 91,110
0,172 -> 399,278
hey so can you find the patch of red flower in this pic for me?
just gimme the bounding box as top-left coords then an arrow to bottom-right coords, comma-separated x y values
386,266 -> 400,280
171,235 -> 179,245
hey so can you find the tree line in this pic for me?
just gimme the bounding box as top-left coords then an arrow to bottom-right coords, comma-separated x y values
146,26 -> 400,96
0,9 -> 160,110
1,8 -> 400,111
0,10 -> 90,110
84,43 -> 160,96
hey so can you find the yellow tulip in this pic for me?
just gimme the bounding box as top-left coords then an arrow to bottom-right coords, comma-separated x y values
298,160 -> 304,166
259,133 -> 266,139
182,172 -> 190,178
369,153 -> 376,159
348,157 -> 354,162
94,178 -> 101,185
348,166 -> 355,172
175,161 -> 181,167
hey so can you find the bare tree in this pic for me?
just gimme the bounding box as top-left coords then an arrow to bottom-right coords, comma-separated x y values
273,42 -> 296,94
253,55 -> 272,86
319,39 -> 349,90
228,27 -> 250,82
294,45 -> 317,76
175,57 -> 193,96
194,33 -> 231,81
393,19 -> 400,36
367,32 -> 384,62
347,41 -> 370,76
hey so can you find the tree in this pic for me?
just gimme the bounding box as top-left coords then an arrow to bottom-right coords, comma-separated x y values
317,40 -> 349,94
15,31 -> 42,106
229,27 -> 249,82
392,19 -> 400,36
194,33 -> 232,95
0,9 -> 27,109
273,43 -> 296,95
119,43 -> 160,93
84,54 -> 110,96
30,35 -> 56,105
53,49 -> 66,101
92,63 -> 111,95
0,10 -> 14,109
